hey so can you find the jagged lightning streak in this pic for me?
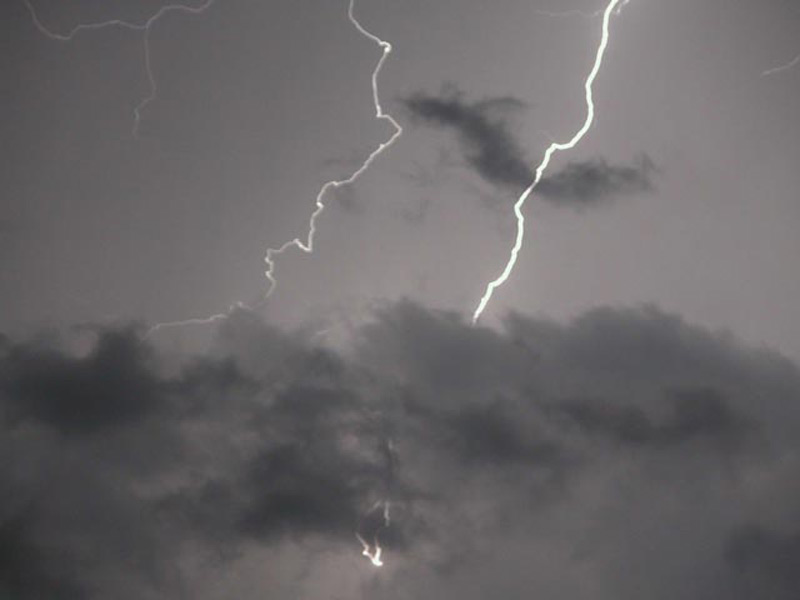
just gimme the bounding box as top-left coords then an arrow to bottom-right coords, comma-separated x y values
145,306 -> 232,336
472,0 -> 625,324
145,0 -> 403,336
23,0 -> 216,138
262,0 -> 403,303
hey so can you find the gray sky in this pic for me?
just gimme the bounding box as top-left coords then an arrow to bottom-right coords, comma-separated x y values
3,0 -> 799,358
2,0 -> 800,598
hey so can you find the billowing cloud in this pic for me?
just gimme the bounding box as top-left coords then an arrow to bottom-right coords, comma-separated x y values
401,87 -> 655,208
1,302 -> 800,598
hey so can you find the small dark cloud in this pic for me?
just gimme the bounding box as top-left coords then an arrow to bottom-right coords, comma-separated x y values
537,154 -> 655,207
401,87 -> 533,190
401,87 -> 656,208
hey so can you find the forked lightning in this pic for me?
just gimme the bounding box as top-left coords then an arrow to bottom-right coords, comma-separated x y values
23,0 -> 217,138
25,0 -> 405,335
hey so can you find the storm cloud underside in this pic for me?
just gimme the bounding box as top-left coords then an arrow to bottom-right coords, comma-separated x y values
2,302 -> 800,599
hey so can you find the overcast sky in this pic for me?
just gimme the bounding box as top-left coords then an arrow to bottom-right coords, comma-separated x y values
2,0 -> 800,598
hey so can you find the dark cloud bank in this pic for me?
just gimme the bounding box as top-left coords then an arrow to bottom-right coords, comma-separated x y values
2,302 -> 800,599
402,88 -> 655,207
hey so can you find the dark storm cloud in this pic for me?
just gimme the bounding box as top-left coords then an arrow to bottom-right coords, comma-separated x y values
2,302 -> 800,598
401,88 -> 655,207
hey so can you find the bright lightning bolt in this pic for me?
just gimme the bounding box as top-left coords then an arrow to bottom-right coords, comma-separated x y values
472,0 -> 625,324
23,0 -> 217,139
261,0 -> 403,302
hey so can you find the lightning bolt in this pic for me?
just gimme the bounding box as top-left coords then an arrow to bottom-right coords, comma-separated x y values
145,306 -> 232,336
141,0 -> 403,335
472,0 -> 626,324
762,53 -> 800,77
355,436 -> 395,567
261,0 -> 403,303
356,500 -> 391,567
23,0 -> 217,139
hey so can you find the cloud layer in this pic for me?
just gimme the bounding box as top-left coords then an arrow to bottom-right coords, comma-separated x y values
2,302 -> 800,598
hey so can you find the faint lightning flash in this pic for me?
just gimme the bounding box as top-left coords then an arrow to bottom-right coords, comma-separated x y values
261,0 -> 403,303
762,53 -> 800,77
533,7 -> 602,19
23,0 -> 216,138
472,0 -> 625,324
